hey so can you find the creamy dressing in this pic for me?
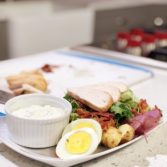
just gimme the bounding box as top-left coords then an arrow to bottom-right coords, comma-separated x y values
12,105 -> 65,119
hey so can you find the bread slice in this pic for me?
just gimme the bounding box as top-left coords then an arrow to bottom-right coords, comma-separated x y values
7,71 -> 47,92
90,84 -> 121,103
67,87 -> 113,112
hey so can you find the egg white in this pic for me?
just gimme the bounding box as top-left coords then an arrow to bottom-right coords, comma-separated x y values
62,118 -> 102,144
56,128 -> 99,160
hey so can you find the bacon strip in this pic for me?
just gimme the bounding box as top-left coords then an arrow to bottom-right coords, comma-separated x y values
76,108 -> 115,131
41,64 -> 60,73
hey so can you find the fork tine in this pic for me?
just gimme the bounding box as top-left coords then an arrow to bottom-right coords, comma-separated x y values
0,90 -> 14,104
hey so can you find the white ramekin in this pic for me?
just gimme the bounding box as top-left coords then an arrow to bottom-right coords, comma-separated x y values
5,94 -> 72,148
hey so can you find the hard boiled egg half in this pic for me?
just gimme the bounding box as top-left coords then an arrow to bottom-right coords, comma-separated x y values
62,118 -> 102,144
56,119 -> 102,160
56,128 -> 99,159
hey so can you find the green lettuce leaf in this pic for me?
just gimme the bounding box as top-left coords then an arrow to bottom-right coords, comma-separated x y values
110,102 -> 132,120
64,94 -> 79,113
64,94 -> 80,122
70,113 -> 79,121
121,89 -> 134,102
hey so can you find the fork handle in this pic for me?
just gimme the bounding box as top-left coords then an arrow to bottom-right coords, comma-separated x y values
0,104 -> 5,117
0,112 -> 6,116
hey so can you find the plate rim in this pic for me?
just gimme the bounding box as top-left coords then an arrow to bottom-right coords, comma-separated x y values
0,118 -> 165,167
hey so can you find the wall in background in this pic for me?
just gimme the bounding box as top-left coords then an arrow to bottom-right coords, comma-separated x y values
0,0 -> 166,60
0,1 -> 94,59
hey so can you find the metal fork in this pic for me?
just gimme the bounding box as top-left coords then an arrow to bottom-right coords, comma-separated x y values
0,90 -> 14,104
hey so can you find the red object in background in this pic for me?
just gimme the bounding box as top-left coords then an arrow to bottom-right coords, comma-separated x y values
130,28 -> 144,42
127,39 -> 141,47
126,39 -> 142,56
117,32 -> 131,40
142,34 -> 156,56
116,32 -> 131,51
155,31 -> 167,48
131,28 -> 144,33
155,31 -> 167,39
143,34 -> 156,43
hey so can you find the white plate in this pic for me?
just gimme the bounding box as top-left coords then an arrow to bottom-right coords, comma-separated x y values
0,117 -> 164,167
0,50 -> 156,166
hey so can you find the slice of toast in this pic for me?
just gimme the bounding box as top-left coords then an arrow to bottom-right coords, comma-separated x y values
68,87 -> 113,112
7,71 -> 47,93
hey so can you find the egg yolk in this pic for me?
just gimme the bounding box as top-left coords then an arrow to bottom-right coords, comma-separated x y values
72,122 -> 96,132
65,131 -> 92,154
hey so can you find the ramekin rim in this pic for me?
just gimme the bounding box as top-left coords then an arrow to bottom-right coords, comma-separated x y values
5,94 -> 72,122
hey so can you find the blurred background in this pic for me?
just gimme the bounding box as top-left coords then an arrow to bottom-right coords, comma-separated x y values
0,0 -> 167,61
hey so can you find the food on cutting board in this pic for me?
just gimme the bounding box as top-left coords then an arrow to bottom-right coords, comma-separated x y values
62,82 -> 162,153
4,63 -> 74,96
40,64 -> 61,73
6,70 -> 47,95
